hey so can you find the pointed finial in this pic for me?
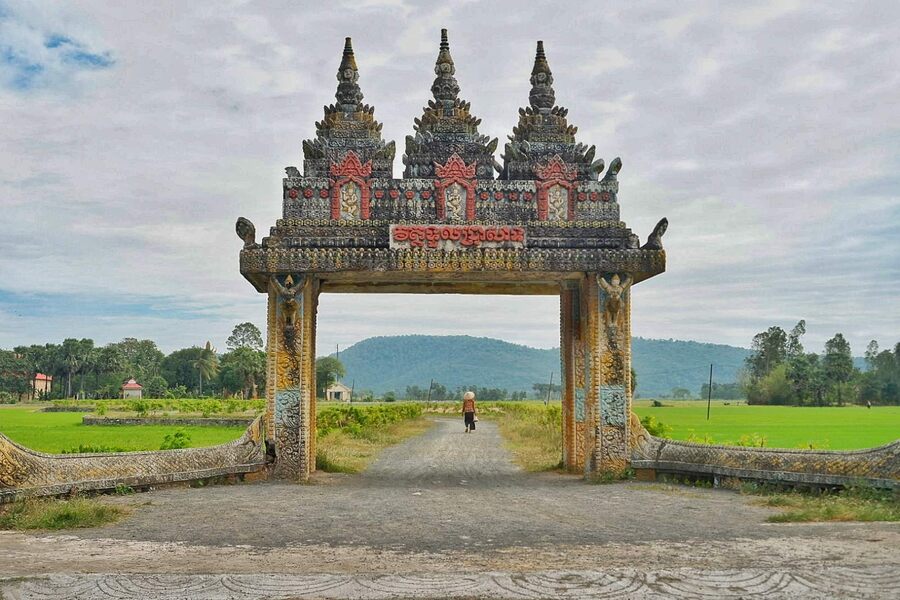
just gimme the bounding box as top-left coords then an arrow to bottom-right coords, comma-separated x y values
335,36 -> 363,111
431,28 -> 460,108
529,40 -> 555,112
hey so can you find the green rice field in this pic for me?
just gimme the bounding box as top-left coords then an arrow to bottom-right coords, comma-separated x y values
1,401 -> 898,454
0,406 -> 244,453
633,400 -> 900,449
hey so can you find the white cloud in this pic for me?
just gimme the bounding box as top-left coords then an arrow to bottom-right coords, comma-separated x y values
581,47 -> 632,76
1,0 -> 898,357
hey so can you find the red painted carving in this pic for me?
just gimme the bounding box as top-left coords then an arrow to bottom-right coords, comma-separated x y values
493,191 -> 504,200
480,191 -> 489,200
509,192 -> 519,201
319,189 -> 329,198
524,192 -> 533,201
303,188 -> 314,199
578,192 -> 587,201
330,151 -> 373,178
329,151 -> 372,220
392,225 -> 525,248
389,189 -> 400,200
600,191 -> 611,202
374,189 -> 384,199
434,153 -> 476,179
534,154 -> 577,221
589,192 -> 598,201
433,154 -> 477,220
421,190 -> 432,200
288,189 -> 299,199
405,190 -> 415,200
533,155 -> 577,182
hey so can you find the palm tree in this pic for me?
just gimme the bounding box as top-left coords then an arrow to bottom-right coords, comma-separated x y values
229,347 -> 265,398
193,341 -> 219,396
60,338 -> 93,398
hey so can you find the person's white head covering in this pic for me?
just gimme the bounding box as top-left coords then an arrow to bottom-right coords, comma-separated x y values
463,391 -> 475,400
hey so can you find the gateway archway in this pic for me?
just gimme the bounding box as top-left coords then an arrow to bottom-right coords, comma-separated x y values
237,33 -> 667,481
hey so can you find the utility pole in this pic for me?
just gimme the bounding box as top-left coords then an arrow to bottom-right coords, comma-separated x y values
545,372 -> 554,405
426,378 -> 434,403
349,379 -> 355,403
706,363 -> 713,421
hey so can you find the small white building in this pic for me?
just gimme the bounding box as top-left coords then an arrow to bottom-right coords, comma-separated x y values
121,378 -> 143,399
325,382 -> 352,402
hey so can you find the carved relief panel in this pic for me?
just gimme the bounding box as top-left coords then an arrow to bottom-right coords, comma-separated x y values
339,182 -> 361,219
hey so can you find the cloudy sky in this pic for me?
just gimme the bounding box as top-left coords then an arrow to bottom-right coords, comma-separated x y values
1,0 -> 898,358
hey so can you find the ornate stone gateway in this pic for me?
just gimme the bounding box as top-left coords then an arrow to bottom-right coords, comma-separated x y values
237,32 -> 668,481
0,32 -> 895,500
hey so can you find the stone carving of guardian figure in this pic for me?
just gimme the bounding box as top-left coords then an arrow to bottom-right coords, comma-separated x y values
272,275 -> 304,333
598,273 -> 632,332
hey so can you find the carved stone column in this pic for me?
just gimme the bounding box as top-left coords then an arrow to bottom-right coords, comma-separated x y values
560,283 -> 588,471
267,274 -> 318,481
585,272 -> 633,475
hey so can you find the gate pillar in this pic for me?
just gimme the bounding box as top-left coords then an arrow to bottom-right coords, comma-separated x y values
266,274 -> 319,481
560,283 -> 588,471
584,272 -> 634,475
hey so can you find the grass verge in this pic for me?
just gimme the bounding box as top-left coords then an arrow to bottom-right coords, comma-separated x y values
745,485 -> 900,522
477,403 -> 562,472
0,496 -> 129,530
315,416 -> 433,473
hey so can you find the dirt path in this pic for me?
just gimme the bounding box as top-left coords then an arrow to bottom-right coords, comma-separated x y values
1,417 -> 898,598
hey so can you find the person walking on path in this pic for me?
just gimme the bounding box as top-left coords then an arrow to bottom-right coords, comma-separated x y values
463,391 -> 477,433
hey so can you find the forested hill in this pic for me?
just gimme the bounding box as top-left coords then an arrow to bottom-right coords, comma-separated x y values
336,335 -> 753,398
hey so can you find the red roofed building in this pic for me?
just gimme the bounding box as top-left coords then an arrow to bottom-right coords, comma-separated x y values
31,373 -> 52,400
121,378 -> 143,399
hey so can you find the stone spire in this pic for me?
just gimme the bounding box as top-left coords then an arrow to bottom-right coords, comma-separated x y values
529,41 -> 555,113
430,29 -> 460,108
335,37 -> 364,111
299,36 -> 395,179
501,40 -> 606,181
402,28 -> 498,179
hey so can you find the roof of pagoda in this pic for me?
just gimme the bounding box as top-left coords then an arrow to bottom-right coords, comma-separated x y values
237,32 -> 667,293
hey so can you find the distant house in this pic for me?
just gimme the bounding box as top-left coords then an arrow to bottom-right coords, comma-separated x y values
31,373 -> 52,399
121,378 -> 143,399
325,381 -> 352,402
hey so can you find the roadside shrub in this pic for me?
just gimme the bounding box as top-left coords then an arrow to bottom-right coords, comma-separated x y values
640,415 -> 672,438
114,483 -> 134,495
160,429 -> 191,450
317,403 -> 423,438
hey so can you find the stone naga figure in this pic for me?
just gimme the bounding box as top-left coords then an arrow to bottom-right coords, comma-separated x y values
642,217 -> 668,250
235,217 -> 258,250
598,273 -> 633,331
271,275 -> 304,333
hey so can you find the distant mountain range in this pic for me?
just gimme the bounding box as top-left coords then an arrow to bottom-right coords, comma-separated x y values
334,335 -> 756,398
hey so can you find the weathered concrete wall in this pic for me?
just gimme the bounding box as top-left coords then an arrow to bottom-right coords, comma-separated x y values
82,416 -> 254,427
0,417 -> 266,502
629,414 -> 899,488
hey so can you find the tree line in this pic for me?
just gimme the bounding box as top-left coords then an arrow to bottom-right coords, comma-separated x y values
744,320 -> 899,406
402,382 -> 530,401
0,323 -> 266,401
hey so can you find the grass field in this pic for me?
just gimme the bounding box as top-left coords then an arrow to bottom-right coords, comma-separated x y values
0,406 -> 244,453
633,400 -> 900,449
2,400 -> 898,454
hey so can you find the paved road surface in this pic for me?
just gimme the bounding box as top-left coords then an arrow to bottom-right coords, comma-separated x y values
1,417 -> 898,599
